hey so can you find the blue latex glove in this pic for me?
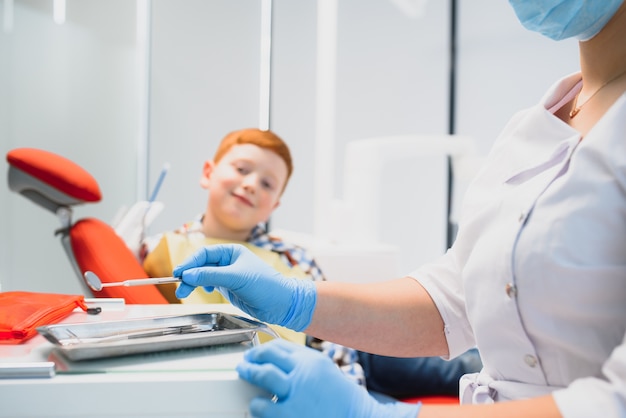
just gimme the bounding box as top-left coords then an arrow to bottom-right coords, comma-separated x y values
172,244 -> 317,332
237,339 -> 422,418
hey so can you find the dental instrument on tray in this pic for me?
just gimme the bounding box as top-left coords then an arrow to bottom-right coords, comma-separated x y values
84,271 -> 180,292
62,323 -> 216,344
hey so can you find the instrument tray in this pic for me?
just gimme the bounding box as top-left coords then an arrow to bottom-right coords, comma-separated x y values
37,312 -> 269,361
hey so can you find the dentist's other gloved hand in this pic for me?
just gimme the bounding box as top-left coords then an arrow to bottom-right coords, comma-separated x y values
173,244 -> 316,332
237,339 -> 422,418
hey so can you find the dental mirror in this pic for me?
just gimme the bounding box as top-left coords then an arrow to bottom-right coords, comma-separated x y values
84,271 -> 180,292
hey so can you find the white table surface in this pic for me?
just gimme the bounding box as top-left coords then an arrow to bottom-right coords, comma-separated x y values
0,302 -> 268,418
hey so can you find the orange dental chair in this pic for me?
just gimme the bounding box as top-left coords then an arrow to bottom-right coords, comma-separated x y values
6,147 -> 168,304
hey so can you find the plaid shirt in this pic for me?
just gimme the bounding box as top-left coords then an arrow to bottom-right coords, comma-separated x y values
176,217 -> 326,283
248,224 -> 326,282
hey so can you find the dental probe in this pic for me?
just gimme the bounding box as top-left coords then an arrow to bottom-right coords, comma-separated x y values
84,271 -> 180,292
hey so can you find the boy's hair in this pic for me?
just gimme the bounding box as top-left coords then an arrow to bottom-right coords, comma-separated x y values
213,128 -> 293,190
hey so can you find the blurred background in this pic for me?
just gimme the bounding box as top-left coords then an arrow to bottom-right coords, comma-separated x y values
0,0 -> 578,294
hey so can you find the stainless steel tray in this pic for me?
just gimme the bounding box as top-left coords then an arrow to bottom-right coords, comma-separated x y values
36,312 -> 271,361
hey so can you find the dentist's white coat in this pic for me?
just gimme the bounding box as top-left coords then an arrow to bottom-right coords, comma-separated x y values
411,72 -> 626,418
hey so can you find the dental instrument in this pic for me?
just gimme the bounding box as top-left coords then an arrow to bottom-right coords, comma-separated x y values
148,162 -> 170,204
84,271 -> 180,292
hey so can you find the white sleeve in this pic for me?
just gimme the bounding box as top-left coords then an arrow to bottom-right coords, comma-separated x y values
408,248 -> 476,359
553,331 -> 626,417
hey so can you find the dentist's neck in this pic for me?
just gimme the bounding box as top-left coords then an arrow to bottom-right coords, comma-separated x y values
578,2 -> 626,90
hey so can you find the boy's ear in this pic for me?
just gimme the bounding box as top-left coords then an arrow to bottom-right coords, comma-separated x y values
200,160 -> 214,189
272,199 -> 281,211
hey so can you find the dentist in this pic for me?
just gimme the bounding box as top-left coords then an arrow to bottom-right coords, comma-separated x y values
173,1 -> 626,417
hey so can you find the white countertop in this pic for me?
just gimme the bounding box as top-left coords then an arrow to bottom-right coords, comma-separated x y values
0,302 -> 267,418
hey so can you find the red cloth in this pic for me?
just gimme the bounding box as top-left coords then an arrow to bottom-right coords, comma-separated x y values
0,291 -> 88,344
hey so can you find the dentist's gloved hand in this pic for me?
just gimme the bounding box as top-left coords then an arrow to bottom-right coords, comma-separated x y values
172,244 -> 317,332
237,339 -> 422,418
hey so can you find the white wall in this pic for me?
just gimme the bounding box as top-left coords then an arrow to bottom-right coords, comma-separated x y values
456,0 -> 579,154
147,0 -> 452,276
147,0 -> 265,235
0,0 -> 581,293
0,0 -> 139,293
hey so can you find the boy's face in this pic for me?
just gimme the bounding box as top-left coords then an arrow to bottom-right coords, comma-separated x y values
201,144 -> 288,233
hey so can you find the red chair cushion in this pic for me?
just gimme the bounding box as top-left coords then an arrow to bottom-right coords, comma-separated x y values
402,395 -> 459,405
70,218 -> 168,304
7,148 -> 101,203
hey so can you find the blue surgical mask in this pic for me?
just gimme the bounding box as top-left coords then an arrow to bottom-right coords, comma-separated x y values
508,0 -> 624,41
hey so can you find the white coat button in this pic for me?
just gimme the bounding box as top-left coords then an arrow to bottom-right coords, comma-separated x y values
524,354 -> 538,368
505,283 -> 517,298
518,212 -> 525,222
